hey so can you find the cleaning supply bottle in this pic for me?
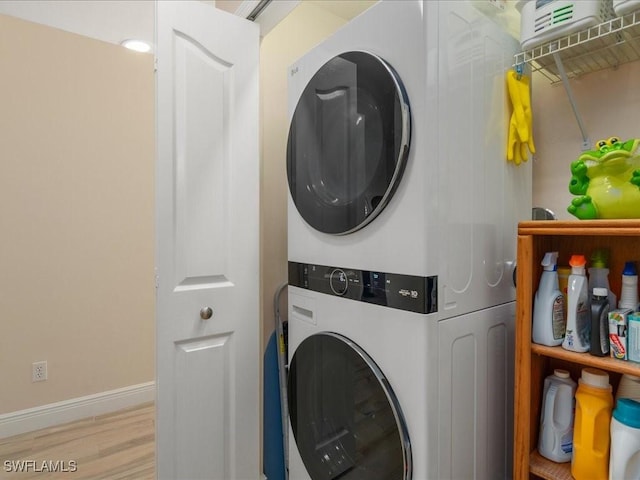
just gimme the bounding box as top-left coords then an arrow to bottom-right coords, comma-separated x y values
610,398 -> 640,480
572,368 -> 613,480
590,288 -> 610,357
619,261 -> 639,310
563,255 -> 590,353
538,369 -> 576,462
532,252 -> 565,346
588,249 -> 617,309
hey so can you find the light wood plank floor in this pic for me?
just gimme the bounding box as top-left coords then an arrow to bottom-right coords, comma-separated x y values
0,402 -> 155,479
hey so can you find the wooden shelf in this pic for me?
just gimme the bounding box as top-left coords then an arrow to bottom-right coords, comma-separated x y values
530,451 -> 571,480
518,219 -> 640,237
514,220 -> 640,480
531,344 -> 640,376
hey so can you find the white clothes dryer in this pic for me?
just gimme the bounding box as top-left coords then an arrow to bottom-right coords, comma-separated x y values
287,0 -> 531,321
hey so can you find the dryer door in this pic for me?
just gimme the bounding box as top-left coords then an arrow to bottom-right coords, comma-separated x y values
288,332 -> 411,480
287,51 -> 410,235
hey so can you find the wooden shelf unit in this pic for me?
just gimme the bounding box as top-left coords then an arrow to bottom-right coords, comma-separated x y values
514,220 -> 640,480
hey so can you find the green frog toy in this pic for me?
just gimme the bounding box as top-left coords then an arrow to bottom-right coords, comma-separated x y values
568,136 -> 640,219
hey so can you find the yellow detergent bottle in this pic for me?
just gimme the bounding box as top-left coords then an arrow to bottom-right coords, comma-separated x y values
572,368 -> 613,480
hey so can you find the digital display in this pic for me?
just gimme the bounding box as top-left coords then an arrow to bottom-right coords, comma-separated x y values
289,262 -> 437,314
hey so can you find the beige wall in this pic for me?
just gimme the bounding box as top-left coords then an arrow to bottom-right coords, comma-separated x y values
532,61 -> 640,220
259,2 -> 373,341
0,15 -> 155,414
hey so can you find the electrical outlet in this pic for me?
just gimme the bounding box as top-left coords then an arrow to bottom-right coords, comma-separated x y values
32,361 -> 47,382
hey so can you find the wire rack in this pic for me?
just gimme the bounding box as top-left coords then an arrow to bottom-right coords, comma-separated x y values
514,9 -> 640,84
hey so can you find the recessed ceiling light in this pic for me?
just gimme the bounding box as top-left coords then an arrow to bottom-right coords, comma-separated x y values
120,39 -> 152,53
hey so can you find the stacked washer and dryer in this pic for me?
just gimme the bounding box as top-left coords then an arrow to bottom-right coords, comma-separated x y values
285,2 -> 532,479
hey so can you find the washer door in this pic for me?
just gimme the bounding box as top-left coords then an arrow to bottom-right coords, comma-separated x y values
288,332 -> 412,480
287,51 -> 410,235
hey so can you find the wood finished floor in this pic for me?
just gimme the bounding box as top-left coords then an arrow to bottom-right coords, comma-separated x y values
0,402 -> 155,479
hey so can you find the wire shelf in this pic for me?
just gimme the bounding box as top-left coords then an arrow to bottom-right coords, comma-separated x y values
514,9 -> 640,84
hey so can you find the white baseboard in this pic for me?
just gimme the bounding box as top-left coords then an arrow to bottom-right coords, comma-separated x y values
0,381 -> 155,439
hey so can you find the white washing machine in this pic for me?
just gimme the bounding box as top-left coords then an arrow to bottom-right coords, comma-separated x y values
287,285 -> 515,480
286,1 -> 531,479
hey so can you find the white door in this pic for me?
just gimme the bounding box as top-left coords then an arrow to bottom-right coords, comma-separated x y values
155,2 -> 260,479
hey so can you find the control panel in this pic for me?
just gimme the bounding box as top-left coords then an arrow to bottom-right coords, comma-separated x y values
289,262 -> 437,314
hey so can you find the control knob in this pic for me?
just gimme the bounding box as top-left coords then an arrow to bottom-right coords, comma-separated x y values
330,269 -> 348,296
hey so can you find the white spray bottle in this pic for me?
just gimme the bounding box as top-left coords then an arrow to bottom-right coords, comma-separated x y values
563,254 -> 591,353
533,252 -> 565,346
619,261 -> 639,310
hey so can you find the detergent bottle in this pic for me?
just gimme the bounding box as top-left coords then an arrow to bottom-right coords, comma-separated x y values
619,261 -> 639,310
572,368 -> 613,480
563,255 -> 590,353
589,288 -> 610,357
588,249 -> 617,309
532,252 -> 565,346
538,369 -> 576,463
610,398 -> 640,480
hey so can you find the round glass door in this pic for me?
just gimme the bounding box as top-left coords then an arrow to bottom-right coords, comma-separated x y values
288,332 -> 412,480
287,51 -> 411,235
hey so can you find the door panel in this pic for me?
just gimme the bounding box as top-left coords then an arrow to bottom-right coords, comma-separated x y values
288,332 -> 411,480
156,2 -> 259,479
174,334 -> 231,479
174,32 -> 230,286
287,51 -> 411,235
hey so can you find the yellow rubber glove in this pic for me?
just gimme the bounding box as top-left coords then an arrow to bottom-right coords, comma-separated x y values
507,70 -> 529,144
521,140 -> 529,162
507,113 -> 520,164
507,107 -> 527,165
516,72 -> 535,155
506,69 -> 535,164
